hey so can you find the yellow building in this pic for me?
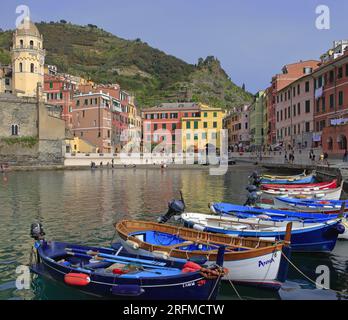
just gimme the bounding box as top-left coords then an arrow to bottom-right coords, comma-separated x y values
182,104 -> 225,152
66,137 -> 97,154
11,17 -> 45,98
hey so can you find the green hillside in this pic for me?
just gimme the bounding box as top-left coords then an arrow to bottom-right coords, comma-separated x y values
0,22 -> 253,108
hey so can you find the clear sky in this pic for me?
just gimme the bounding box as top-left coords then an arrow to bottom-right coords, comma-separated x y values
1,0 -> 348,94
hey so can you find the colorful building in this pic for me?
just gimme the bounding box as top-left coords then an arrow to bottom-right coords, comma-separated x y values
44,74 -> 77,129
181,104 -> 225,153
11,17 -> 46,98
312,43 -> 348,155
249,91 -> 266,149
223,105 -> 250,150
269,60 -> 320,147
66,137 -> 97,154
275,71 -> 317,150
142,103 -> 201,152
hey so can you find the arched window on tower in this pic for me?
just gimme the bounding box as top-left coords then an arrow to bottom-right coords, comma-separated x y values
20,40 -> 24,48
30,40 -> 34,49
11,124 -> 19,136
19,63 -> 23,73
30,63 -> 35,73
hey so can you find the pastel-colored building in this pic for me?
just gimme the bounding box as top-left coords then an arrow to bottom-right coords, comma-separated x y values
223,105 -> 250,150
66,137 -> 97,154
72,92 -> 119,153
249,91 -> 266,149
142,102 -> 201,152
275,72 -> 316,150
44,74 -> 77,129
11,17 -> 46,98
182,104 -> 225,152
269,60 -> 320,147
312,43 -> 348,155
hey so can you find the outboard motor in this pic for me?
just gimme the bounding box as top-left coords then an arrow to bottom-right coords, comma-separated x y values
244,185 -> 262,207
30,223 -> 45,241
158,192 -> 186,224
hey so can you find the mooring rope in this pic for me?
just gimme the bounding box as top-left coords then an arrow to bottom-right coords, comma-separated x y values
281,251 -> 348,296
228,279 -> 243,300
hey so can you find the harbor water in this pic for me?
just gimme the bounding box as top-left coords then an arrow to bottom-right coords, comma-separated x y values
0,165 -> 347,300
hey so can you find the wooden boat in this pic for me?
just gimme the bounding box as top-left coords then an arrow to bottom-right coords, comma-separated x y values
261,171 -> 307,180
261,179 -> 338,191
261,183 -> 342,201
29,223 -> 225,300
116,220 -> 292,290
180,213 -> 345,252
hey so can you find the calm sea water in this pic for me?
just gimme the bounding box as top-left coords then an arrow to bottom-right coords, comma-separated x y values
0,165 -> 347,300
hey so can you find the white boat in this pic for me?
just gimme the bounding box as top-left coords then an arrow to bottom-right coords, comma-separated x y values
116,220 -> 291,290
180,213 -> 345,252
262,184 -> 342,201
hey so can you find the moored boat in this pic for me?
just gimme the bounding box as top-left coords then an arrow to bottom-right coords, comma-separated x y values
261,184 -> 342,201
180,212 -> 345,252
116,220 -> 292,290
260,174 -> 316,185
273,197 -> 348,213
261,179 -> 338,191
29,223 -> 226,300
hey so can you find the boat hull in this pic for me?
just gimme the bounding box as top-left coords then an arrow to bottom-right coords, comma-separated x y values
181,214 -> 343,253
30,242 -> 222,300
261,179 -> 337,191
261,186 -> 342,201
260,175 -> 315,185
121,240 -> 284,290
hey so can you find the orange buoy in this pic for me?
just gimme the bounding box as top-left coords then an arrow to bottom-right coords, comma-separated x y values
64,273 -> 91,286
182,267 -> 198,273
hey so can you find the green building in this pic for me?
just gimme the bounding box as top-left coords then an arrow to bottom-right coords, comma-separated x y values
249,91 -> 266,150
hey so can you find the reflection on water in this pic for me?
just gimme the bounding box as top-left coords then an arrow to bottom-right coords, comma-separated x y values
0,166 -> 347,300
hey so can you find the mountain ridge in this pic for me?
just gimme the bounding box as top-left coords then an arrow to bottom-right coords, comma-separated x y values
0,21 -> 254,109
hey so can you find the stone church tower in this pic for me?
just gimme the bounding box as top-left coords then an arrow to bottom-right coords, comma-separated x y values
11,17 -> 45,98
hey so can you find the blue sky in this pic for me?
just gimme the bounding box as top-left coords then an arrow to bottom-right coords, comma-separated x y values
1,0 -> 348,93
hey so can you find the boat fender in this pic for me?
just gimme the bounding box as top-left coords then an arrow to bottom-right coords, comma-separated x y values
193,224 -> 205,232
111,285 -> 144,297
152,251 -> 170,260
126,240 -> 139,250
64,273 -> 91,286
112,268 -> 128,275
335,223 -> 346,235
184,261 -> 202,271
182,267 -> 198,273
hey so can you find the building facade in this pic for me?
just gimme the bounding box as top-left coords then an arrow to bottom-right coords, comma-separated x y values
249,91 -> 265,149
223,105 -> 250,151
11,17 -> 45,98
44,74 -> 77,129
275,73 -> 316,150
312,45 -> 348,155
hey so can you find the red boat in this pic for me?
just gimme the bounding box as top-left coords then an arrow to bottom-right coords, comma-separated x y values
261,179 -> 338,191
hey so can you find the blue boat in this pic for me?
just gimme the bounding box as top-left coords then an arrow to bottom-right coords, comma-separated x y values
211,202 -> 344,223
29,223 -> 226,300
181,212 -> 345,252
260,175 -> 316,184
274,197 -> 348,213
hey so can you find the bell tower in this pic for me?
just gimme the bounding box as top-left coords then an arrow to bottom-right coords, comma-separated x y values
11,17 -> 45,98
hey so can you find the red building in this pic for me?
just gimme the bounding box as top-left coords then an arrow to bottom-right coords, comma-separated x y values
312,47 -> 348,156
142,103 -> 201,151
44,74 -> 77,129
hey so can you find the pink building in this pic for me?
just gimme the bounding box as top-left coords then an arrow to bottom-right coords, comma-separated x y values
275,73 -> 316,150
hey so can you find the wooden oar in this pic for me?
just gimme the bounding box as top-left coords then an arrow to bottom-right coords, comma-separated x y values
65,247 -> 167,267
65,251 -> 175,271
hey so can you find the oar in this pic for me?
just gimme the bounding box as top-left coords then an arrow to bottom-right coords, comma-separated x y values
65,251 -> 175,271
65,247 -> 167,267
